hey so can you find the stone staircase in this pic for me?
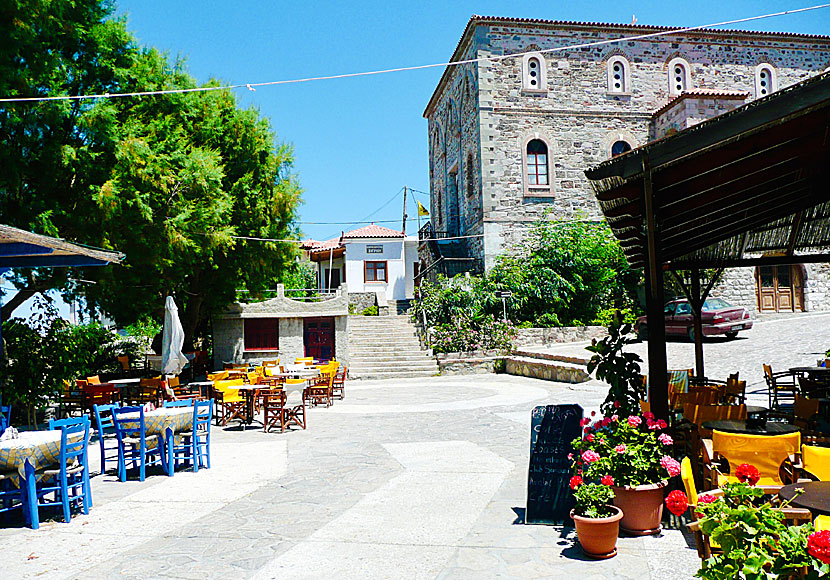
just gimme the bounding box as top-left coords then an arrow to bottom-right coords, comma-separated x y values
348,315 -> 439,380
505,349 -> 592,383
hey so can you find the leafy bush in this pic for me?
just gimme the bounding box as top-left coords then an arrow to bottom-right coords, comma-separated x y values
362,306 -> 378,316
0,299 -> 139,424
125,316 -> 161,354
429,315 -> 516,354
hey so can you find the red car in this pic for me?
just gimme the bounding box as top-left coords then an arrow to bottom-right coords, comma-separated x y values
635,298 -> 753,341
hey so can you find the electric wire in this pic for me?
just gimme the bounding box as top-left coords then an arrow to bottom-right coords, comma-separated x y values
1,5 -> 827,103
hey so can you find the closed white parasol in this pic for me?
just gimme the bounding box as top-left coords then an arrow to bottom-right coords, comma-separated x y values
161,296 -> 189,376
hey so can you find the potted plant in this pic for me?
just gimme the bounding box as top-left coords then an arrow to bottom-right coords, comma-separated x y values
572,411 -> 681,535
569,475 -> 623,559
667,465 -> 830,579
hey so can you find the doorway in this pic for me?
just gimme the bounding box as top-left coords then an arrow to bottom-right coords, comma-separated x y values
756,265 -> 804,312
304,317 -> 335,360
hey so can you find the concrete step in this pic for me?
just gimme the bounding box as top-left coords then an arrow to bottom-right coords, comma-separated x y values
350,360 -> 439,371
505,356 -> 591,384
350,368 -> 439,380
349,331 -> 419,339
350,348 -> 427,357
349,353 -> 435,363
511,349 -> 592,366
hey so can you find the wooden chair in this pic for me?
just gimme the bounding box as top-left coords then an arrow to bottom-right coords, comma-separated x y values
303,372 -> 333,408
792,396 -> 821,430
112,406 -> 165,482
722,374 -> 746,405
763,364 -> 798,411
284,390 -> 306,431
81,383 -> 116,415
86,375 -> 102,385
708,430 -> 801,488
212,378 -> 245,426
59,380 -> 84,418
332,364 -> 347,400
92,403 -> 120,474
262,390 -> 287,433
684,404 -> 747,439
295,357 -> 314,366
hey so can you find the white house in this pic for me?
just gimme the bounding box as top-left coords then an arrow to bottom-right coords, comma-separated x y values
302,224 -> 419,315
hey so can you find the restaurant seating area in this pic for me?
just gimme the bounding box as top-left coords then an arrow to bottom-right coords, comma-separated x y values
0,356 -> 347,529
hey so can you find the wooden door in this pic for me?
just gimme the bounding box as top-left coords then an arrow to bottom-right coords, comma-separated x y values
756,265 -> 805,312
304,317 -> 335,360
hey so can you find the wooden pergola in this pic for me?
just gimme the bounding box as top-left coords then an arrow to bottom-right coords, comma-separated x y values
584,71 -> 830,420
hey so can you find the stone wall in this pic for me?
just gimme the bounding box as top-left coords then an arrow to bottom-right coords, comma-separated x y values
435,350 -> 507,375
712,263 -> 830,314
425,19 -> 830,267
349,292 -> 378,313
514,326 -> 608,348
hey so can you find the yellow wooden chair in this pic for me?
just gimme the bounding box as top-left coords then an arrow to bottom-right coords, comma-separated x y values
295,357 -> 314,366
212,378 -> 245,426
710,430 -> 801,487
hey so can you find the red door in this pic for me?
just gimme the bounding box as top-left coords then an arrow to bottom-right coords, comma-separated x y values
304,317 -> 335,361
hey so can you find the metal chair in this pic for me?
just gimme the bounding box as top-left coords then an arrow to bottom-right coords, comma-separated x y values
763,364 -> 798,411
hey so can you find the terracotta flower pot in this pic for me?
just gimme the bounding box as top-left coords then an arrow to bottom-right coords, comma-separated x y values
612,481 -> 667,535
570,506 -> 623,559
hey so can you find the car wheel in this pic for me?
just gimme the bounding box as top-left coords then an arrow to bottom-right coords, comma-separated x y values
638,325 -> 648,341
688,327 -> 695,342
726,331 -> 738,339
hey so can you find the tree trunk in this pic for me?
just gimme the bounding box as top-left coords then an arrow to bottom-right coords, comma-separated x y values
181,294 -> 204,352
1,287 -> 40,323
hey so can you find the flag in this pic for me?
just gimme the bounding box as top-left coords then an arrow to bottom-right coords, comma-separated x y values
417,200 -> 429,216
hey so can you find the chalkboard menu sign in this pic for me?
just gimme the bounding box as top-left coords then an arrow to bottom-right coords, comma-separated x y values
526,404 -> 583,525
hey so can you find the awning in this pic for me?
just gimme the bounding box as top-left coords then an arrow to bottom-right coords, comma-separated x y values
585,71 -> 830,270
0,224 -> 124,268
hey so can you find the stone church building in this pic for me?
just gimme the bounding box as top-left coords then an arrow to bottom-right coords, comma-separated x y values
423,15 -> 830,313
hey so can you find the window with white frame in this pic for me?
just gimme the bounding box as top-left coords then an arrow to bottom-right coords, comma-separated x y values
607,56 -> 631,93
667,57 -> 691,95
755,64 -> 777,98
522,52 -> 547,92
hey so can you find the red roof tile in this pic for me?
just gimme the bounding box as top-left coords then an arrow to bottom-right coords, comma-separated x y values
341,225 -> 405,239
653,89 -> 751,117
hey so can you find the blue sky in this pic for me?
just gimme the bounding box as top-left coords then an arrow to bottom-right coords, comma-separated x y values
4,1 -> 830,320
115,0 -> 830,242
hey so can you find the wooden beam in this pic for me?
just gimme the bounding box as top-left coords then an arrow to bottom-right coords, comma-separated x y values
665,254 -> 830,270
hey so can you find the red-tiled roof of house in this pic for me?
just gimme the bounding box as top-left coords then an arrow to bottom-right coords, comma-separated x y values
653,89 -> 751,117
341,224 -> 405,239
300,237 -> 342,250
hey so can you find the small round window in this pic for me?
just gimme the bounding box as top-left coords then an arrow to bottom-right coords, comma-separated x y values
611,141 -> 632,157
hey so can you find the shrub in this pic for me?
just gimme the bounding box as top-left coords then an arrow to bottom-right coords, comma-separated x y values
429,315 -> 516,354
362,306 -> 378,316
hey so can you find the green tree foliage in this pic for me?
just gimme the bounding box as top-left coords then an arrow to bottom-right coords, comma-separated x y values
412,218 -> 640,353
0,1 -> 303,348
0,0 -> 137,318
489,218 -> 638,327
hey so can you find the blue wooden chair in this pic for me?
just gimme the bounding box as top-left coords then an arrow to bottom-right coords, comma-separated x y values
92,403 -> 120,474
0,404 -> 11,431
29,416 -> 92,528
172,400 -> 213,472
0,470 -> 25,524
112,406 -> 165,482
162,399 -> 194,408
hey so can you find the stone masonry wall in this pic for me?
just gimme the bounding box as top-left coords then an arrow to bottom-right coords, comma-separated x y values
349,292 -> 377,313
711,262 -> 830,314
425,20 -> 830,269
514,326 -> 608,348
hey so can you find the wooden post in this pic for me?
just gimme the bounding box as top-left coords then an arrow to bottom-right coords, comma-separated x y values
642,154 -> 669,421
691,269 -> 705,379
402,186 -> 408,235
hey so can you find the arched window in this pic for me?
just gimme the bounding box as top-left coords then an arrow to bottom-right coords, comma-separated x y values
667,57 -> 691,95
607,56 -> 631,93
522,52 -> 547,92
526,140 -> 549,186
755,64 -> 778,98
611,140 -> 632,157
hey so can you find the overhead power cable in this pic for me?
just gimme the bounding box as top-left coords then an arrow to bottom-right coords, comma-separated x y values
1,4 -> 828,103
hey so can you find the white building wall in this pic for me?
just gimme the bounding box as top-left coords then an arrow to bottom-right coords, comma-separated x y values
404,238 -> 418,299
344,239 -> 409,301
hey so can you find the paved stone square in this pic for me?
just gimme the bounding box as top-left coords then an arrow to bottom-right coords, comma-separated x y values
2,313 -> 827,579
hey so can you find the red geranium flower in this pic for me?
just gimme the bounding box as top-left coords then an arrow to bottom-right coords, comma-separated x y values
601,475 -> 614,486
697,494 -> 717,505
570,475 -> 583,490
665,490 -> 688,516
735,463 -> 761,485
808,530 -> 830,565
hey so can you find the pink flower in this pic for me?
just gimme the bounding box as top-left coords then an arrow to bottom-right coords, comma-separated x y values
613,401 -> 621,408
660,455 -> 681,477
580,418 -> 590,427
657,419 -> 668,429
567,453 -> 574,460
614,444 -> 627,453
697,494 -> 717,505
658,433 -> 673,446
581,450 -> 600,463
627,416 -> 642,427
585,434 -> 595,443
611,415 -> 619,422
643,412 -> 655,421
591,410 -> 596,417
601,475 -> 614,486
